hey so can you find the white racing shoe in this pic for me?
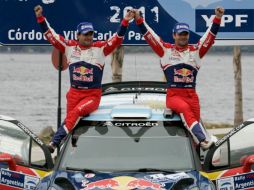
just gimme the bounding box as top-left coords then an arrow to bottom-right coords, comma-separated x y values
200,140 -> 214,150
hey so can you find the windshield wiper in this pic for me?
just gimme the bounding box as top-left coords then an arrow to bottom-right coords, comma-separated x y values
118,168 -> 177,173
66,167 -> 96,173
138,168 -> 177,173
65,167 -> 186,174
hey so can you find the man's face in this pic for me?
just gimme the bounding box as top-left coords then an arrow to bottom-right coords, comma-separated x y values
173,32 -> 189,47
77,31 -> 94,46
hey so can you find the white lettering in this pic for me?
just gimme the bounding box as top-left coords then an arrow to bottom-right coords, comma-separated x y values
221,15 -> 234,27
202,14 -> 248,28
128,31 -> 136,40
201,15 -> 214,27
236,15 -> 248,27
8,30 -> 15,40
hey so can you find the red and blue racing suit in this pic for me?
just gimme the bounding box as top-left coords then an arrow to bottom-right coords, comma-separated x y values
136,17 -> 221,144
37,15 -> 129,146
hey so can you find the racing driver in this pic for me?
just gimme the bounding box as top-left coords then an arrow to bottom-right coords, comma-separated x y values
133,7 -> 224,149
34,5 -> 134,153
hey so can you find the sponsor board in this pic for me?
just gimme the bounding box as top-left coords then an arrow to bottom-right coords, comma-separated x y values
217,171 -> 254,190
0,168 -> 39,190
1,0 -> 254,45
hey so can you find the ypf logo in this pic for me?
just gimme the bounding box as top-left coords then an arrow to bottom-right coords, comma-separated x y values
196,9 -> 254,32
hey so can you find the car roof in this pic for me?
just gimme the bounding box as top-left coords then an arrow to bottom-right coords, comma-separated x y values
82,81 -> 181,122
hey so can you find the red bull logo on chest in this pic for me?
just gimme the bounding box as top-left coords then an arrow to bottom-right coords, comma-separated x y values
73,66 -> 94,82
173,68 -> 194,83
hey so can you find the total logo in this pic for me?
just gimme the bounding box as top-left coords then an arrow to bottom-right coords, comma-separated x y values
81,176 -> 164,190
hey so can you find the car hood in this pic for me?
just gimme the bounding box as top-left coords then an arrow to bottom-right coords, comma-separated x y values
48,170 -> 211,190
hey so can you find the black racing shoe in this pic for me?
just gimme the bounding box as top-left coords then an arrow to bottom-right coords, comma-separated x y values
47,142 -> 57,154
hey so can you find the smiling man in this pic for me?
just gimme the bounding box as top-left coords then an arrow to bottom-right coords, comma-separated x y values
133,7 -> 224,149
34,5 -> 134,153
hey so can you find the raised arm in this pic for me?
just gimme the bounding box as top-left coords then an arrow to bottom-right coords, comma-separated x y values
34,5 -> 69,53
198,7 -> 224,58
134,10 -> 167,58
102,11 -> 134,56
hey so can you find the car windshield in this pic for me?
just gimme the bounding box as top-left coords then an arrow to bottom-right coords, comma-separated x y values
60,120 -> 195,172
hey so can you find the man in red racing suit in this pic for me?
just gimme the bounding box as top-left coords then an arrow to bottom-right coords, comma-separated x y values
133,7 -> 224,149
34,5 -> 134,153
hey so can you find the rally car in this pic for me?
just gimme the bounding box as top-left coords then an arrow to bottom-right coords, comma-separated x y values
0,81 -> 254,190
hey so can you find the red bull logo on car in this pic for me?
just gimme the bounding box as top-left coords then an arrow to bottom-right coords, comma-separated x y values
82,179 -> 119,189
81,176 -> 164,190
73,66 -> 93,82
126,179 -> 163,190
174,68 -> 194,83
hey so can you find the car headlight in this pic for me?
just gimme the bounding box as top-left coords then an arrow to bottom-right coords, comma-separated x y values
48,187 -> 57,190
208,180 -> 216,190
198,181 -> 215,190
189,186 -> 200,190
189,181 -> 215,190
48,186 -> 62,190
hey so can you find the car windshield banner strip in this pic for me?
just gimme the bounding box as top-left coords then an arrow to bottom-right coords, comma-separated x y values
9,120 -> 44,146
102,81 -> 167,95
215,121 -> 254,147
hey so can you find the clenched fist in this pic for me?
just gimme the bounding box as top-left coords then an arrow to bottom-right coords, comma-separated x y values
34,5 -> 43,18
124,10 -> 135,21
215,6 -> 224,18
132,9 -> 142,20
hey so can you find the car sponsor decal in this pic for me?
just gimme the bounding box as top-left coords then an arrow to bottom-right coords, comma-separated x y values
215,123 -> 245,147
217,171 -> 254,190
16,122 -> 44,146
81,176 -> 164,190
217,177 -> 234,190
104,87 -> 167,93
84,173 -> 95,179
0,168 -> 40,190
144,172 -> 191,184
33,169 -> 51,178
104,121 -> 159,127
201,170 -> 227,181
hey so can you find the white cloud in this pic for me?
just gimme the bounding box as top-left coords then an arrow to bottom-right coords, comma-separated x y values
183,0 -> 221,8
42,0 -> 55,4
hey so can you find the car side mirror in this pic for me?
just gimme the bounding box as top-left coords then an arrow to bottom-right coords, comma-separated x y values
0,153 -> 17,171
240,155 -> 254,173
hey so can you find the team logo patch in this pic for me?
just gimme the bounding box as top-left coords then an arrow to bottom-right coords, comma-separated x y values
73,66 -> 94,82
173,68 -> 194,83
72,48 -> 82,57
